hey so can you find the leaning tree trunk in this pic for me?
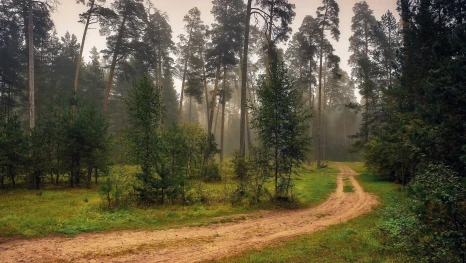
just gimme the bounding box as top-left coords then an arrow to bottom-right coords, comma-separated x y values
74,0 -> 95,105
239,0 -> 252,157
28,0 -> 35,131
104,14 -> 127,112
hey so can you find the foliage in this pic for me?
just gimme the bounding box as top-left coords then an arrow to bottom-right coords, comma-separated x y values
251,48 -> 311,198
231,146 -> 273,204
125,74 -> 163,204
0,114 -> 28,187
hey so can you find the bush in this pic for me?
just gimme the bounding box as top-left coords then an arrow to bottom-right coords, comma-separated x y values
202,161 -> 221,182
382,164 -> 466,263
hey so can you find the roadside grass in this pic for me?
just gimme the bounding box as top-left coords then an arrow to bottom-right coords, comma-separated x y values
0,163 -> 337,238
219,163 -> 409,263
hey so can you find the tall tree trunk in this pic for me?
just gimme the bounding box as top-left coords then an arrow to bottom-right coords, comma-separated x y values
323,55 -> 328,162
246,81 -> 255,149
220,66 -> 226,164
104,14 -> 127,112
344,109 -> 348,161
74,0 -> 95,102
240,0 -> 252,157
214,96 -> 220,136
188,96 -> 192,124
201,50 -> 210,126
28,0 -> 35,131
308,60 -> 313,166
364,18 -> 369,143
245,107 -> 251,147
178,28 -> 193,123
208,61 -> 221,136
317,32 -> 324,169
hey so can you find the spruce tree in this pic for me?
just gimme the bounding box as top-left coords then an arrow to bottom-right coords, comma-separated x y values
251,48 -> 311,198
125,74 -> 163,203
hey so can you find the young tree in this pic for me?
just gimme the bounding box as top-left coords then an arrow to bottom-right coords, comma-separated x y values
125,74 -> 163,203
251,48 -> 311,198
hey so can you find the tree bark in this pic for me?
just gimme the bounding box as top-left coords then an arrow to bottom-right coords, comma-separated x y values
240,0 -> 252,157
28,0 -> 35,131
104,14 -> 127,112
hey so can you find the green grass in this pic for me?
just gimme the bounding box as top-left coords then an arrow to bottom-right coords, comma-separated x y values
0,163 -> 338,238
219,164 -> 409,263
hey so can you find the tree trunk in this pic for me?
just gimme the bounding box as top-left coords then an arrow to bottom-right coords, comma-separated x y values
323,55 -> 328,162
308,60 -> 313,166
208,61 -> 221,136
317,33 -> 324,169
188,96 -> 192,124
214,96 -> 220,136
239,0 -> 252,157
364,18 -> 369,143
220,66 -> 227,165
178,28 -> 194,123
74,0 -> 95,98
104,14 -> 128,112
344,109 -> 348,161
245,106 -> 251,147
95,167 -> 98,184
28,0 -> 35,131
201,50 -> 210,126
87,164 -> 92,188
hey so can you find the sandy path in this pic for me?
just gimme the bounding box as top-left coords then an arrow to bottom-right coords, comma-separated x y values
0,165 -> 378,263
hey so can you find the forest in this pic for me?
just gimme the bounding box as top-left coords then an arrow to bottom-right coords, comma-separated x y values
0,0 -> 465,262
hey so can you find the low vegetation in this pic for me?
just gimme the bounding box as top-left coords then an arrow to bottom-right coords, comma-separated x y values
0,164 -> 337,238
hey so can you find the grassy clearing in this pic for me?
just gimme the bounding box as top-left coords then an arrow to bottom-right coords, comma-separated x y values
0,163 -> 337,238
219,163 -> 408,263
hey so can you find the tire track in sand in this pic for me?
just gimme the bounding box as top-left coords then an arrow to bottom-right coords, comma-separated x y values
0,164 -> 378,263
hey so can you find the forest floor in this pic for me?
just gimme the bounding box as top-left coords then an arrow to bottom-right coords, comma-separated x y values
0,164 -> 378,263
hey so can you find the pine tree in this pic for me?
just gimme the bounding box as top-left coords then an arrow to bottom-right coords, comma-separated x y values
315,0 -> 340,168
177,7 -> 207,123
251,48 -> 311,198
102,0 -> 145,112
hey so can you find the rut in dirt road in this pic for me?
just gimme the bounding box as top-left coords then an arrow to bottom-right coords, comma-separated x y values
0,165 -> 378,263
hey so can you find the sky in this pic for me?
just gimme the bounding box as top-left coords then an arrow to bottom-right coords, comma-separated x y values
51,0 -> 398,92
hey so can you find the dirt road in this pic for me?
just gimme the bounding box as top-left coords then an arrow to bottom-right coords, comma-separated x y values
0,165 -> 377,263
